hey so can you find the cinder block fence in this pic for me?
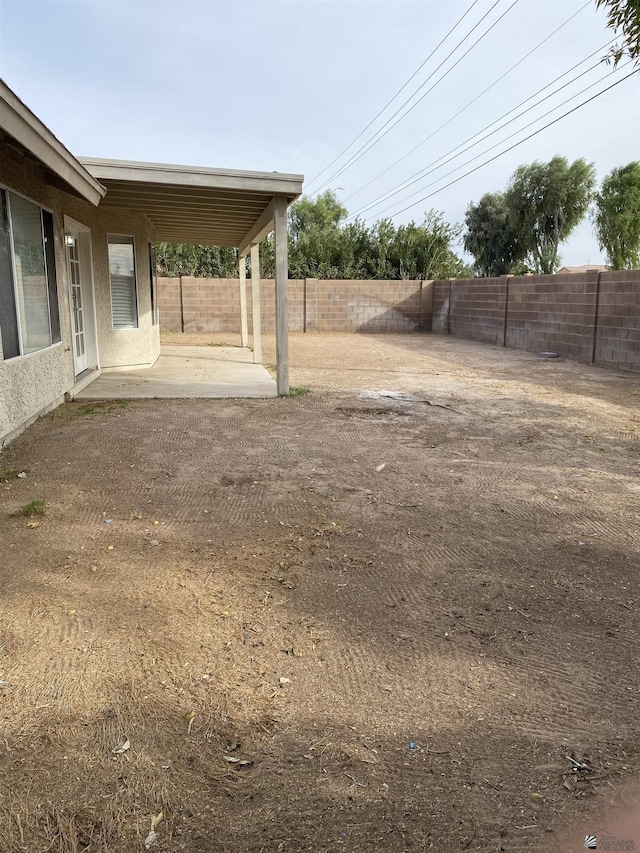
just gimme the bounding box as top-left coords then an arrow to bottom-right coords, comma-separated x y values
158,270 -> 640,374
431,270 -> 640,373
158,277 -> 432,334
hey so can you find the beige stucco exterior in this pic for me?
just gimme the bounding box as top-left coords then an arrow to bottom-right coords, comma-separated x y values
0,80 -> 302,442
0,140 -> 159,444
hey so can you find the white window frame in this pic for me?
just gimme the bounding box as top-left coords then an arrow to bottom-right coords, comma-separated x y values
107,233 -> 139,330
0,184 -> 61,361
64,215 -> 100,374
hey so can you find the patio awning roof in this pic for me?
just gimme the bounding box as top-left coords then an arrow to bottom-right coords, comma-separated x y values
79,158 -> 303,252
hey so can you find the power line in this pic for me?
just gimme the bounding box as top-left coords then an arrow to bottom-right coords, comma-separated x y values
343,0 -> 592,206
349,40 -> 616,221
363,60 -> 632,221
365,68 -> 638,223
312,0 -> 516,195
310,0 -> 519,196
304,0 -> 481,191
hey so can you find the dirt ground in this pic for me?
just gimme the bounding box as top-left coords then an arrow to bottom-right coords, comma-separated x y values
1,332 -> 639,853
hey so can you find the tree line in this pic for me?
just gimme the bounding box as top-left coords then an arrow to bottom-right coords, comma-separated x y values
157,1 -> 639,281
463,158 -> 640,276
155,194 -> 473,281
156,157 -> 640,281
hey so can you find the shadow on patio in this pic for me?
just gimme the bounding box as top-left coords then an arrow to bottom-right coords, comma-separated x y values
74,345 -> 276,400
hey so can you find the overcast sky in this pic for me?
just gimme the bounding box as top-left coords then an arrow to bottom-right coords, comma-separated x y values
1,0 -> 638,265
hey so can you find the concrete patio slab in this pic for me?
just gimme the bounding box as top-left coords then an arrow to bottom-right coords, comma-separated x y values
74,345 -> 276,399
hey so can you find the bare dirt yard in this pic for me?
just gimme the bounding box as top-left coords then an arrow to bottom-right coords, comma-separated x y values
1,332 -> 639,853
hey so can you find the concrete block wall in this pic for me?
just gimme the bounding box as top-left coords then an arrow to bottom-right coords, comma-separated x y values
242,279 -> 305,334
158,277 -> 428,334
450,277 -> 507,345
158,271 -> 640,374
182,277 -> 241,333
157,277 -> 182,332
431,280 -> 450,334
505,272 -> 598,362
594,272 -> 640,372
431,269 -> 640,374
311,280 -> 422,332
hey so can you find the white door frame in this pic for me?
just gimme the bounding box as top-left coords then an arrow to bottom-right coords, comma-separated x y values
64,216 -> 99,376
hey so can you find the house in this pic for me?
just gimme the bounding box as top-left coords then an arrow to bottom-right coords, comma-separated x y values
0,79 -> 302,446
557,265 -> 609,274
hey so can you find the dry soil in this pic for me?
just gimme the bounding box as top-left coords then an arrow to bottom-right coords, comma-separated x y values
0,333 -> 639,853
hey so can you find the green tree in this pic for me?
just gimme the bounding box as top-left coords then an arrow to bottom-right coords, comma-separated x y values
463,192 -> 524,277
287,191 -> 348,278
285,192 -> 470,280
389,213 -> 470,280
289,190 -> 347,239
593,161 -> 640,268
156,190 -> 471,281
255,234 -> 275,278
596,0 -> 640,66
505,156 -> 596,274
368,218 -> 396,278
337,220 -> 375,278
155,242 -> 237,277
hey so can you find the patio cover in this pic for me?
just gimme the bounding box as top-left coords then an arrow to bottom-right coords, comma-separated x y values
79,158 -> 302,251
80,158 -> 304,394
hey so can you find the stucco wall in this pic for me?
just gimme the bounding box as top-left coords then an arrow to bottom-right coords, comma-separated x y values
0,142 -> 159,444
80,205 -> 159,370
0,341 -> 71,445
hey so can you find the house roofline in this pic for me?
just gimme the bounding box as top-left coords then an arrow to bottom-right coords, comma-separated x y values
0,78 -> 106,206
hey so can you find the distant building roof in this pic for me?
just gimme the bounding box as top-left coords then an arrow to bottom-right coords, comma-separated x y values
557,264 -> 609,273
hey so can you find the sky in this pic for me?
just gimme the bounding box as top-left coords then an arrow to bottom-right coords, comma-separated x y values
0,0 -> 639,266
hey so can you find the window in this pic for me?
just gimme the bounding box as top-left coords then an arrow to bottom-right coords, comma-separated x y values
0,189 -> 60,360
108,234 -> 138,329
149,242 -> 159,326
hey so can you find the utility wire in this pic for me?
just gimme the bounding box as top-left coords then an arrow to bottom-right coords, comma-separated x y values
304,0 -> 481,191
310,0 -> 519,196
312,0 -> 516,195
363,60 -> 632,220
344,0 -> 592,205
363,62 -> 632,221
365,68 -> 638,223
349,39 -> 616,221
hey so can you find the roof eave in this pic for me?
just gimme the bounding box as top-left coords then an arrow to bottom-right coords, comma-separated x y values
0,79 -> 106,206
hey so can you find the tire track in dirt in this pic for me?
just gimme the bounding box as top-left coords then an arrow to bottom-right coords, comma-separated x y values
2,361 -> 640,853
13,610 -> 101,717
493,651 -> 637,742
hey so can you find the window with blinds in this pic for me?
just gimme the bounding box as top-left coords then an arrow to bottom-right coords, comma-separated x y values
108,235 -> 138,329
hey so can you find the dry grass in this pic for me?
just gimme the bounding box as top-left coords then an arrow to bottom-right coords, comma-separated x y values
0,540 -> 280,852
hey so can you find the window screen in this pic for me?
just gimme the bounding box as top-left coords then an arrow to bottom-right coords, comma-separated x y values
7,192 -> 51,355
0,191 -> 19,359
